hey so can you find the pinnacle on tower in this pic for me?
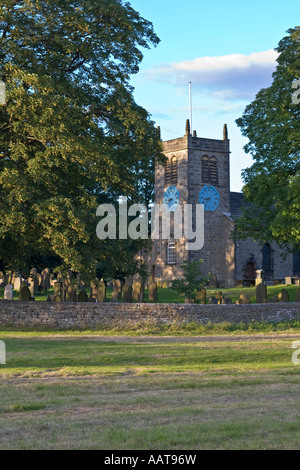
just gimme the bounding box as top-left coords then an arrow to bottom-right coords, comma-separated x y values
185,119 -> 191,136
157,126 -> 161,141
193,130 -> 197,138
223,124 -> 228,140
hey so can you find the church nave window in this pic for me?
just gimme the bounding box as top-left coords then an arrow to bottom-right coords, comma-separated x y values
165,156 -> 178,185
167,238 -> 176,265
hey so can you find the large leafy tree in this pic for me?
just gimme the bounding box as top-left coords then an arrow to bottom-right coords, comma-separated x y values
0,0 -> 163,277
236,27 -> 300,251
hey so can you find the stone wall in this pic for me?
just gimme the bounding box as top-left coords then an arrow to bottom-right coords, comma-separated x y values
0,300 -> 299,329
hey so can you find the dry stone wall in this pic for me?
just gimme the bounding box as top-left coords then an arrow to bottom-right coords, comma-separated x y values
0,300 -> 299,329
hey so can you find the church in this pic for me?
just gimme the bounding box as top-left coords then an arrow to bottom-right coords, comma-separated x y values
147,120 -> 299,288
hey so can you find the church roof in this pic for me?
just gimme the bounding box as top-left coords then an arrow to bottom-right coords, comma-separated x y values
230,192 -> 245,219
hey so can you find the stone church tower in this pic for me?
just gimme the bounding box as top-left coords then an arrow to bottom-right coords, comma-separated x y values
149,120 -> 299,288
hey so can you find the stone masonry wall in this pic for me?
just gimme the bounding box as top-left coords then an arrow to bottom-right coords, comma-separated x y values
0,300 -> 299,329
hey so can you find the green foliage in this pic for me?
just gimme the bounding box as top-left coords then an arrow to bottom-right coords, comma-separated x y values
171,259 -> 208,303
236,27 -> 300,250
0,0 -> 163,277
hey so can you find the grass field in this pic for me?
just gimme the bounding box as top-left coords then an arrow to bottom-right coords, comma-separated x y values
1,329 -> 300,449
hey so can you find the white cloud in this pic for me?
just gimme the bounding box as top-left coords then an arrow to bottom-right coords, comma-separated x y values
144,50 -> 278,101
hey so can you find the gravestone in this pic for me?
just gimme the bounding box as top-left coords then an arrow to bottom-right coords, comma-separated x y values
209,297 -> 218,305
54,282 -> 62,296
29,268 -> 39,295
148,280 -> 158,302
19,285 -> 31,301
66,286 -> 76,302
255,270 -> 264,286
78,290 -> 88,302
239,294 -> 250,304
196,288 -> 206,305
133,279 -> 143,303
112,280 -> 122,302
90,279 -> 99,300
285,277 -> 292,286
50,274 -> 56,287
123,282 -> 133,303
13,273 -> 22,292
209,274 -> 217,289
4,284 -> 13,300
295,278 -> 300,287
295,289 -> 300,303
216,291 -> 224,305
278,289 -> 289,303
37,273 -> 43,291
97,280 -> 106,303
256,283 -> 267,304
29,284 -> 35,299
53,295 -> 62,302
41,268 -> 51,292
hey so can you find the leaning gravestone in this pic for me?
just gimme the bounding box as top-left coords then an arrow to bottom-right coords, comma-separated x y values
196,288 -> 206,305
295,289 -> 300,303
133,279 -> 143,303
239,294 -> 250,304
256,283 -> 267,304
112,280 -> 122,302
4,284 -> 13,300
123,282 -> 133,303
78,290 -> 88,302
66,286 -> 77,302
278,289 -> 289,303
148,280 -> 158,302
96,280 -> 106,303
19,285 -> 31,301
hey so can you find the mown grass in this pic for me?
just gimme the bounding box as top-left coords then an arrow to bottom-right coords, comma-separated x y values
0,333 -> 300,449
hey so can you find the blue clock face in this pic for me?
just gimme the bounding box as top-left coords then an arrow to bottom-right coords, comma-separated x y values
164,186 -> 180,212
199,186 -> 220,212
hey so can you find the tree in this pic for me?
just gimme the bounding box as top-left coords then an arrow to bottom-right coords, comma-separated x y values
171,259 -> 208,303
0,0 -> 163,277
235,26 -> 300,251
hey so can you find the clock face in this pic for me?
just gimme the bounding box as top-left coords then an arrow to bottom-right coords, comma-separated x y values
199,186 -> 220,212
163,186 -> 180,212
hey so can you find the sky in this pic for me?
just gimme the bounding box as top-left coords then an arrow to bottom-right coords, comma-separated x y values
128,0 -> 299,192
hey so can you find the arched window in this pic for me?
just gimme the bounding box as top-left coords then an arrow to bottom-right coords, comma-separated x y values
293,249 -> 300,276
171,156 -> 178,184
262,243 -> 272,272
165,157 -> 178,185
202,156 -> 218,184
210,157 -> 218,184
167,238 -> 176,265
245,262 -> 255,279
202,156 -> 210,183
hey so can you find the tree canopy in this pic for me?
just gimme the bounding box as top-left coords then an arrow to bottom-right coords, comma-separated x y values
0,0 -> 163,278
235,27 -> 300,251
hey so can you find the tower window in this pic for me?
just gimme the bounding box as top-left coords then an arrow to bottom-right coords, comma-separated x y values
165,156 -> 178,185
167,238 -> 176,265
202,156 -> 218,184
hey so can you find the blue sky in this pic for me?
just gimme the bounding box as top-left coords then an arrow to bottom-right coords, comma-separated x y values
128,0 -> 299,191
